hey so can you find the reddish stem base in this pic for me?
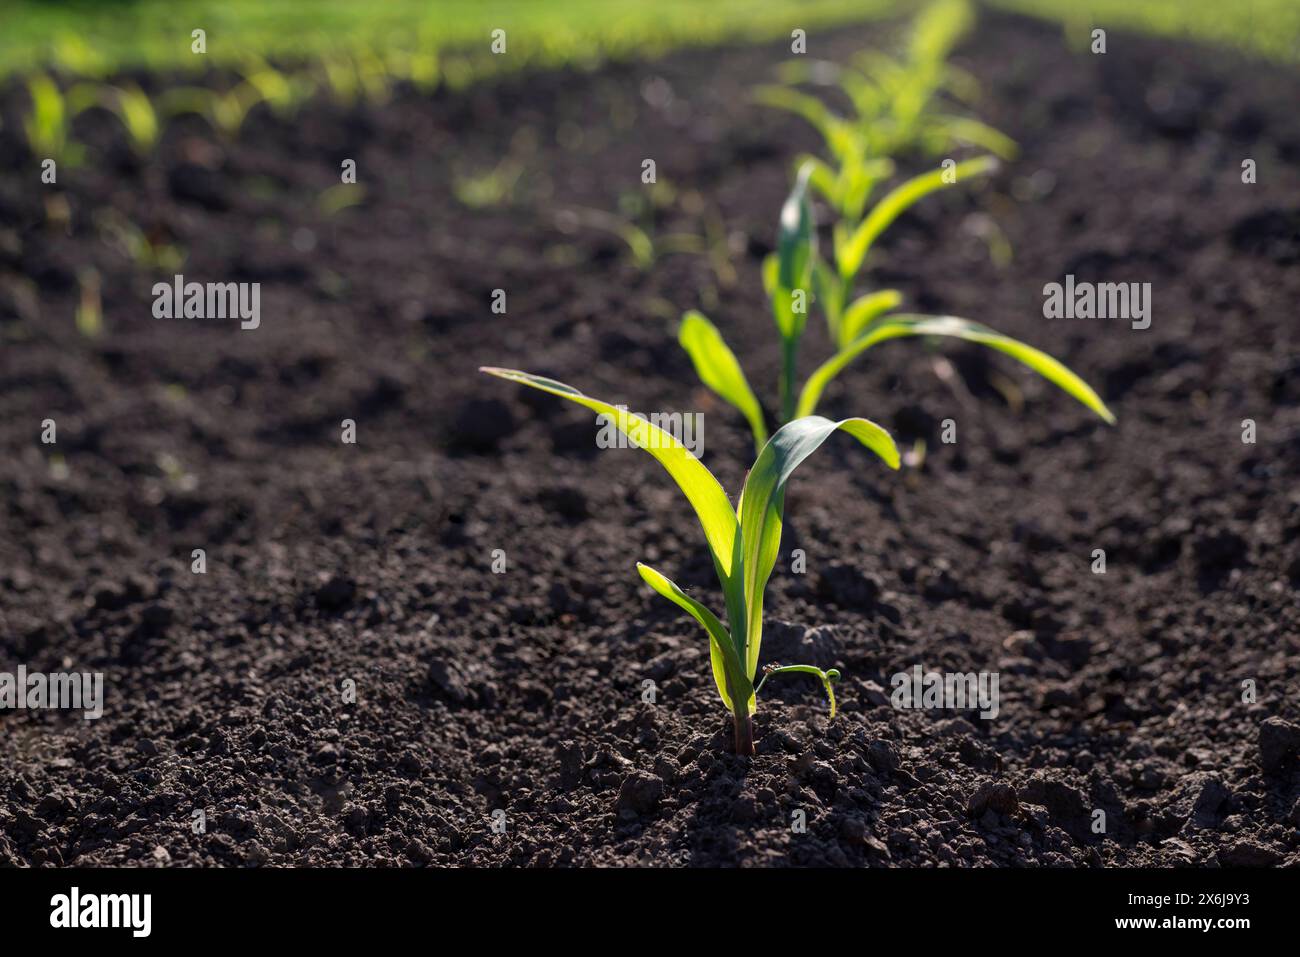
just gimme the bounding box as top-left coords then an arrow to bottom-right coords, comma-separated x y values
733,713 -> 754,757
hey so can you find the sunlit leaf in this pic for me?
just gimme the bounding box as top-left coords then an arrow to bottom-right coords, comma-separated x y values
757,664 -> 841,719
837,155 -> 999,280
797,314 -> 1116,424
839,289 -> 904,348
480,367 -> 747,650
678,311 -> 768,449
736,416 -> 899,678
637,563 -> 752,714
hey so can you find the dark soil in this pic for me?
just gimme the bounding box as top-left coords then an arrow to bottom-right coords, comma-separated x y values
2,11 -> 1299,867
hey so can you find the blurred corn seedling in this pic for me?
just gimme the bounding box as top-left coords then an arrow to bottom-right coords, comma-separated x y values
23,74 -> 84,166
94,210 -> 184,273
68,81 -> 160,156
679,163 -> 1113,452
757,0 -> 1016,224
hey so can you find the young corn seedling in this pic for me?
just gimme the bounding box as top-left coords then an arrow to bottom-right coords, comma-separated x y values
23,74 -> 84,167
318,183 -> 367,217
67,81 -> 160,157
235,56 -> 318,119
756,0 -> 1015,224
480,367 -> 900,756
346,48 -> 395,105
321,53 -> 362,107
679,163 -> 1114,453
809,153 -> 1003,353
94,210 -> 184,274
855,0 -> 1016,161
75,267 -> 103,339
453,156 -> 525,210
555,183 -> 735,286
385,27 -> 441,94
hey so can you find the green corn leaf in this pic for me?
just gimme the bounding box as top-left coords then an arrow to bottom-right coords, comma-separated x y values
776,161 -> 816,305
909,0 -> 974,65
929,114 -> 1018,160
941,64 -> 982,105
322,55 -> 361,105
756,664 -> 841,719
637,563 -> 753,714
837,155 -> 998,281
796,314 -> 1116,424
618,222 -> 656,270
736,416 -> 899,678
480,367 -> 748,645
480,367 -> 741,575
766,250 -> 811,426
839,289 -> 904,348
754,85 -> 853,160
318,183 -> 367,216
796,154 -> 841,210
838,68 -> 886,121
761,253 -> 779,299
772,167 -> 816,426
64,81 -> 158,155
115,83 -> 160,153
812,256 -> 846,344
65,82 -> 101,116
52,34 -> 109,79
763,254 -> 813,337
678,311 -> 768,448
840,155 -> 894,223
852,51 -> 906,96
846,150 -> 895,184
24,74 -> 67,157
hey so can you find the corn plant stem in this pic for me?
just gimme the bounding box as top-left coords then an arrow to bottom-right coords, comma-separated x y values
733,708 -> 755,756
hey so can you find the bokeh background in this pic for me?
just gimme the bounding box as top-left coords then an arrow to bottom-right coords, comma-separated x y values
3,0 -> 1300,77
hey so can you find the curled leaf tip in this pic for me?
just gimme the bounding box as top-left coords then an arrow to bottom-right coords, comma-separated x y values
754,663 -> 841,720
